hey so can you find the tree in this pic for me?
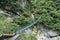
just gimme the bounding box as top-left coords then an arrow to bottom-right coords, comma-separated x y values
0,0 -> 60,34
29,0 -> 60,32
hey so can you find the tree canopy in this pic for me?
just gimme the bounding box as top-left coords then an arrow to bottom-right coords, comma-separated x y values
0,0 -> 60,34
29,0 -> 60,32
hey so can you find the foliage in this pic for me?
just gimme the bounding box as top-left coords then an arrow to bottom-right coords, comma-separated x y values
0,0 -> 60,34
0,13 -> 33,34
28,0 -> 60,32
22,33 -> 37,40
13,15 -> 33,27
0,0 -> 17,6
0,14 -> 19,34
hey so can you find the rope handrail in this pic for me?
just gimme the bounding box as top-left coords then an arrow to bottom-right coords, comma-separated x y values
15,15 -> 60,38
15,15 -> 42,33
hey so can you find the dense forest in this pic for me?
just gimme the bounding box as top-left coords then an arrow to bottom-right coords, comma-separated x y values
0,0 -> 60,34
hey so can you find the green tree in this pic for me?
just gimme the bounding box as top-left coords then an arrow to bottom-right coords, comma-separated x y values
0,0 -> 60,34
29,0 -> 60,32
